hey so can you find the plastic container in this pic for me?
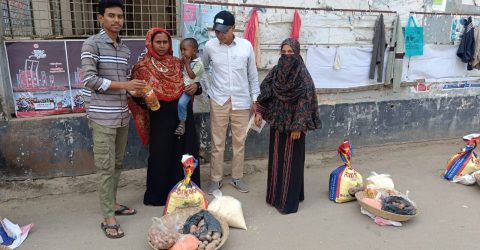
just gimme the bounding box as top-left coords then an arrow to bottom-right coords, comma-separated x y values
144,84 -> 160,111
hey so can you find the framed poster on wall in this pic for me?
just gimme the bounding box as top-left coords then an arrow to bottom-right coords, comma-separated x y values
5,37 -> 180,118
4,41 -> 72,117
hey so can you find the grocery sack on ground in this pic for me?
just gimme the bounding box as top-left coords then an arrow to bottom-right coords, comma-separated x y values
444,140 -> 480,181
365,172 -> 395,189
329,140 -> 363,203
451,170 -> 480,185
0,218 -> 34,250
164,154 -> 208,215
208,190 -> 247,230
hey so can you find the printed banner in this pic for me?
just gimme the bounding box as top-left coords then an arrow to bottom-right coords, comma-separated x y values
6,38 -> 180,118
65,41 -> 84,89
183,3 -> 227,50
5,41 -> 72,117
13,91 -> 72,117
5,41 -> 69,92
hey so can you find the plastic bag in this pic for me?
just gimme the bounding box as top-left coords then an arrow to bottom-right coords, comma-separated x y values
329,165 -> 363,203
208,190 -> 247,230
147,215 -> 182,249
382,195 -> 417,215
451,170 -> 480,185
164,154 -> 208,215
374,188 -> 401,201
182,210 -> 223,249
170,234 -> 199,250
329,140 -> 364,203
404,16 -> 424,56
462,133 -> 480,142
0,218 -> 34,250
444,141 -> 480,181
365,172 -> 395,189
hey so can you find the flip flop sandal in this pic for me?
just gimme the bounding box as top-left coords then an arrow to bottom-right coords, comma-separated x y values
100,222 -> 124,239
115,205 -> 137,216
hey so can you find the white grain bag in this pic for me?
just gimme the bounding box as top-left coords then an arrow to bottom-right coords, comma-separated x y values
208,190 -> 247,230
365,172 -> 395,189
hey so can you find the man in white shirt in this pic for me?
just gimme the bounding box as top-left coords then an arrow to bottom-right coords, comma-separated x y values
202,10 -> 260,194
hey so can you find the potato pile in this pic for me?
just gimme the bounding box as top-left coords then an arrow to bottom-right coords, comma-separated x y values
182,210 -> 223,250
188,225 -> 222,250
148,227 -> 180,249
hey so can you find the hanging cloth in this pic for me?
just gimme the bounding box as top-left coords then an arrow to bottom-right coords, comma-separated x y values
369,14 -> 386,83
392,15 -> 404,90
333,47 -> 341,70
384,16 -> 397,85
457,16 -> 475,70
290,10 -> 301,41
244,8 -> 261,67
472,26 -> 480,69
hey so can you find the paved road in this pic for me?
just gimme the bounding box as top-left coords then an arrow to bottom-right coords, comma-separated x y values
1,139 -> 479,250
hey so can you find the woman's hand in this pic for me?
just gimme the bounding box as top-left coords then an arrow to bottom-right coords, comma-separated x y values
254,113 -> 262,127
184,83 -> 198,95
251,102 -> 257,114
290,131 -> 301,140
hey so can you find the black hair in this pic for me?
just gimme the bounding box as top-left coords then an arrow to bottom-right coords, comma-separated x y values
182,38 -> 199,51
98,0 -> 124,15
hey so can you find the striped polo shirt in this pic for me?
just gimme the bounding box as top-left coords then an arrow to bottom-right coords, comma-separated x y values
81,30 -> 131,128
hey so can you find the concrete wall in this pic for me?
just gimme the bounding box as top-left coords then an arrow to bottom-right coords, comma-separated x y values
2,86 -> 480,179
2,0 -> 480,179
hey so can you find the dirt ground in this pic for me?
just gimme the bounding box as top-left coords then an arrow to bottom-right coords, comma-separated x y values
1,138 -> 480,250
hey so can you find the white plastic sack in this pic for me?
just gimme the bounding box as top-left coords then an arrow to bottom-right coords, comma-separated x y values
451,170 -> 480,185
0,218 -> 33,249
207,190 -> 247,230
365,172 -> 395,189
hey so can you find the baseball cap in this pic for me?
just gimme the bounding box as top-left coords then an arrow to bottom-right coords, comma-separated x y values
213,10 -> 235,33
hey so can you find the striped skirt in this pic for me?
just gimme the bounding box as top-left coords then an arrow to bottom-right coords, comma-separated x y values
266,128 -> 306,214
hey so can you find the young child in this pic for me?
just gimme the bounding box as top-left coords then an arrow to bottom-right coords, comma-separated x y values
175,38 -> 205,135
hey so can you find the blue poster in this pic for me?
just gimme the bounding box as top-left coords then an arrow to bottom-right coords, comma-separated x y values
183,3 -> 227,50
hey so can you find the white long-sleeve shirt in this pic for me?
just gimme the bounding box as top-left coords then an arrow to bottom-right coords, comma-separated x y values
202,36 -> 260,110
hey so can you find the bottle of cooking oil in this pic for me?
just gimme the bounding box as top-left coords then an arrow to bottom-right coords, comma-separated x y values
143,83 -> 160,111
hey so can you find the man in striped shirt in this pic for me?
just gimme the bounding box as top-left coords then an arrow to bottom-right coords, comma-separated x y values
81,0 -> 145,239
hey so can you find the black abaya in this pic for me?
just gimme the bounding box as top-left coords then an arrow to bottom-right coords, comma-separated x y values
143,99 -> 201,206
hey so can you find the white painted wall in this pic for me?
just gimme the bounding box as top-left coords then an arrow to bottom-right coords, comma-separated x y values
203,0 -> 430,70
189,0 -> 480,110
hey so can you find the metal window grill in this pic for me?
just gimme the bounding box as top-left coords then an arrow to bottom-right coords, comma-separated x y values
1,0 -> 179,39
